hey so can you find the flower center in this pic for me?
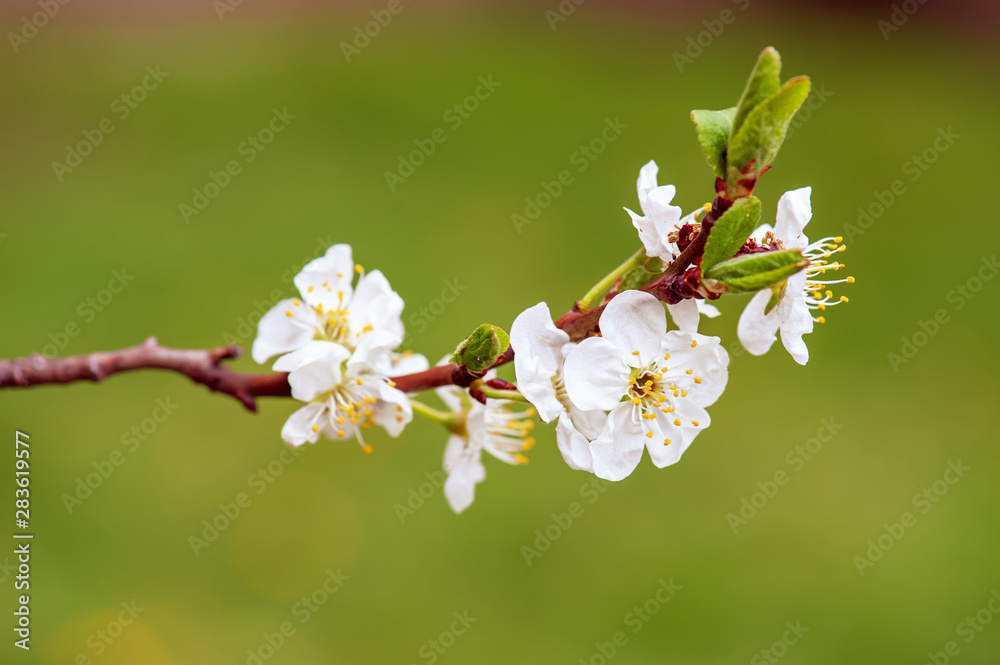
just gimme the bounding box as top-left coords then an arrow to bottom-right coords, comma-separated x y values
624,350 -> 704,447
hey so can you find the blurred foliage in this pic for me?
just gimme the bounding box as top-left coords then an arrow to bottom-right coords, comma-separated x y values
1,6 -> 998,664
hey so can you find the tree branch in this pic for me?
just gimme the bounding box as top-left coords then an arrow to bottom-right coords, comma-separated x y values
0,190 -> 743,408
0,337 -> 290,412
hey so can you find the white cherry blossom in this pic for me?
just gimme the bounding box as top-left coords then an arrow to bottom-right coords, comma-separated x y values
737,187 -> 852,365
563,290 -> 729,481
510,302 -> 607,472
252,243 -> 405,364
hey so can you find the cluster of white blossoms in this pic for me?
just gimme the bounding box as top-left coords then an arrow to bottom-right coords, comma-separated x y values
253,244 -> 428,452
251,159 -> 849,514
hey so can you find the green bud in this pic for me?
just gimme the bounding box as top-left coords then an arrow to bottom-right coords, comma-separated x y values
703,249 -> 808,295
450,324 -> 510,373
690,107 -> 736,178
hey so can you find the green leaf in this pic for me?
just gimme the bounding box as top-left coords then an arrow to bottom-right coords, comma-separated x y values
450,324 -> 510,373
703,249 -> 807,295
701,196 -> 762,270
732,47 -> 782,136
764,280 -> 787,314
617,257 -> 664,292
690,107 -> 736,178
727,76 -> 811,183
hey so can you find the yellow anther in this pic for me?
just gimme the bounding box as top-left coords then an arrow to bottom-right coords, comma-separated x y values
361,423 -> 370,430
522,438 -> 536,451
692,420 -> 700,427
396,415 -> 404,423
513,453 -> 529,465
825,290 -> 833,298
665,406 -> 674,412
663,438 -> 671,446
673,419 -> 681,426
357,378 -> 363,385
840,296 -> 849,303
673,391 -> 679,397
690,340 -> 697,348
645,431 -> 654,438
630,397 -> 641,405
818,304 -> 826,311
337,429 -> 345,437
354,264 -> 363,273
685,369 -> 693,375
311,424 -> 319,433
323,281 -> 329,287
628,377 -> 637,384
285,310 -> 293,317
642,413 -> 649,420
388,380 -> 397,387
817,316 -> 826,324
644,380 -> 653,387
694,377 -> 702,384
292,299 -> 301,307
631,350 -> 640,356
362,444 -> 373,455
336,416 -> 345,424
396,404 -> 403,412
838,246 -> 846,252
656,394 -> 667,403
663,353 -> 671,360
846,276 -> 855,283
649,412 -> 657,419
680,389 -> 688,397
307,285 -> 314,293
337,272 -> 343,278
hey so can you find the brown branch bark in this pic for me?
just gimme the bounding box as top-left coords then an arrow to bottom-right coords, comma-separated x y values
0,337 -> 290,412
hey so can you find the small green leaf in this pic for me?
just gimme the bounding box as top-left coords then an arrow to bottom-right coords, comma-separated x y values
690,107 -> 736,178
732,46 -> 782,136
764,280 -> 787,314
450,324 -> 510,373
618,257 -> 664,292
703,249 -> 807,295
727,76 -> 811,183
701,196 -> 762,270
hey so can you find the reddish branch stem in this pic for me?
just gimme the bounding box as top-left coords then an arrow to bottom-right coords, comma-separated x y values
0,191 -> 740,410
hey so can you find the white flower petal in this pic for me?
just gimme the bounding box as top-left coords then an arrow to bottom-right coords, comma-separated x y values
778,274 -> 813,365
774,187 -> 812,248
275,341 -> 351,401
281,402 -> 326,447
698,301 -> 721,319
563,337 -> 628,411
443,435 -> 486,514
390,352 -> 430,377
349,269 -> 405,341
737,290 -> 782,357
666,299 -> 700,333
589,404 -> 646,481
659,331 -> 729,407
555,416 -> 594,473
568,404 -> 608,441
294,244 -> 355,310
645,402 -> 710,468
511,302 -> 570,423
251,298 -> 318,364
636,160 -> 660,206
599,290 -> 667,361
373,382 -> 412,437
347,329 -> 400,376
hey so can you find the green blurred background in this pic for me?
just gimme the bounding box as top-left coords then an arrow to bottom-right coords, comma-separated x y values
2,1 -> 999,663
